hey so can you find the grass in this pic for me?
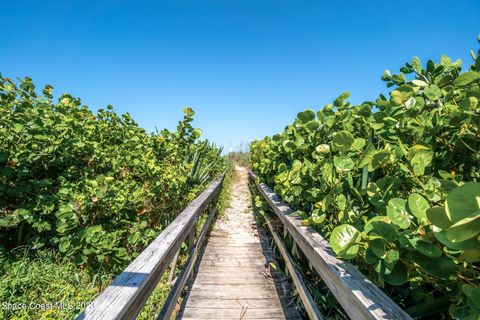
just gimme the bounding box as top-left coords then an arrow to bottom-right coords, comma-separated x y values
227,151 -> 250,168
0,248 -> 110,320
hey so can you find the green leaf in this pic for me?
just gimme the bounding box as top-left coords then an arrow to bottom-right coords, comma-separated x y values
413,254 -> 457,279
371,150 -> 391,170
297,109 -> 316,123
59,238 -> 70,253
386,198 -> 411,229
433,226 -> 479,251
13,123 -> 24,133
390,85 -> 414,106
369,239 -> 386,258
283,140 -> 296,152
412,56 -> 422,74
333,156 -> 355,172
426,206 -> 451,229
329,224 -> 360,255
384,249 -> 399,267
332,131 -> 355,152
409,145 -> 433,169
366,220 -> 397,242
424,85 -> 442,100
0,214 -> 20,228
445,182 -> 480,224
384,262 -> 408,285
454,71 -> 479,87
446,215 -> 480,243
127,232 -> 141,244
416,240 -> 442,258
407,193 -> 429,222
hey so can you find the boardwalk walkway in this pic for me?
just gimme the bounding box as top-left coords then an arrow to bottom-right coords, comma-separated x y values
177,167 -> 300,319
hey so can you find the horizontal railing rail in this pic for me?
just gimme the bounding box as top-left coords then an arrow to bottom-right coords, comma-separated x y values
248,170 -> 412,320
77,173 -> 225,320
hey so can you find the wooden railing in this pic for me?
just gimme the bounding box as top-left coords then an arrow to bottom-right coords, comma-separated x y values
249,171 -> 412,320
77,174 -> 225,320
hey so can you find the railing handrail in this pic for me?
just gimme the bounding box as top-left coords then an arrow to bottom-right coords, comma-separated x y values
249,170 -> 412,320
77,174 -> 225,320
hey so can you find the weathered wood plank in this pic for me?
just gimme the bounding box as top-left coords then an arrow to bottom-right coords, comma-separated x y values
183,297 -> 284,309
191,265 -> 271,273
189,282 -> 279,293
187,291 -> 283,300
77,174 -> 224,320
249,171 -> 412,320
181,307 -> 300,319
197,260 -> 266,267
193,276 -> 282,285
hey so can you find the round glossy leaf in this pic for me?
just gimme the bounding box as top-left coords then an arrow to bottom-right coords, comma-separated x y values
369,239 -> 386,258
433,226 -> 479,251
454,71 -> 479,87
398,232 -> 421,250
366,220 -> 397,242
384,249 -> 399,267
330,224 -> 360,255
297,109 -> 316,123
446,215 -> 480,243
333,156 -> 355,172
386,198 -> 411,229
413,254 -> 457,279
332,131 -> 355,152
339,244 -> 359,260
426,206 -> 452,229
306,121 -> 319,131
371,150 -> 391,169
424,84 -> 442,100
128,232 -> 141,245
445,182 -> 480,224
407,193 -> 430,222
416,240 -> 442,258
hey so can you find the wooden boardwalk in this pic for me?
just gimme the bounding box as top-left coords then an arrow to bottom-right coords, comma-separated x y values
80,168 -> 412,320
177,167 -> 300,319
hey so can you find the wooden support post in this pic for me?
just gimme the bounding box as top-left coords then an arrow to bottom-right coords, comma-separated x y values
168,249 -> 180,284
187,222 -> 196,283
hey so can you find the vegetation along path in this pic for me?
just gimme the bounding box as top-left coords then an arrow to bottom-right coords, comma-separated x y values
177,166 -> 300,319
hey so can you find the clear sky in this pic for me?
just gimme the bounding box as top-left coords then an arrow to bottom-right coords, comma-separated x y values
1,1 -> 479,151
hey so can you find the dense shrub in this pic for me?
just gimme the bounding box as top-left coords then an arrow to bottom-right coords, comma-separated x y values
0,75 -> 225,272
251,40 -> 480,318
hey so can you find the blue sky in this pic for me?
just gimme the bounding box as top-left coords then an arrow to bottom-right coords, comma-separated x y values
1,1 -> 479,151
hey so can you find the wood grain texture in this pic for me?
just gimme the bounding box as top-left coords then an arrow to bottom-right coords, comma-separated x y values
249,171 -> 412,320
76,174 -> 224,320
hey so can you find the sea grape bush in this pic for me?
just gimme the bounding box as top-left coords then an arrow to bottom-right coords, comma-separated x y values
0,75 -> 225,272
251,40 -> 480,318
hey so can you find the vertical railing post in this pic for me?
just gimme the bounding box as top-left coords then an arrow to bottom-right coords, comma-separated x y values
168,249 -> 180,284
187,222 -> 196,283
